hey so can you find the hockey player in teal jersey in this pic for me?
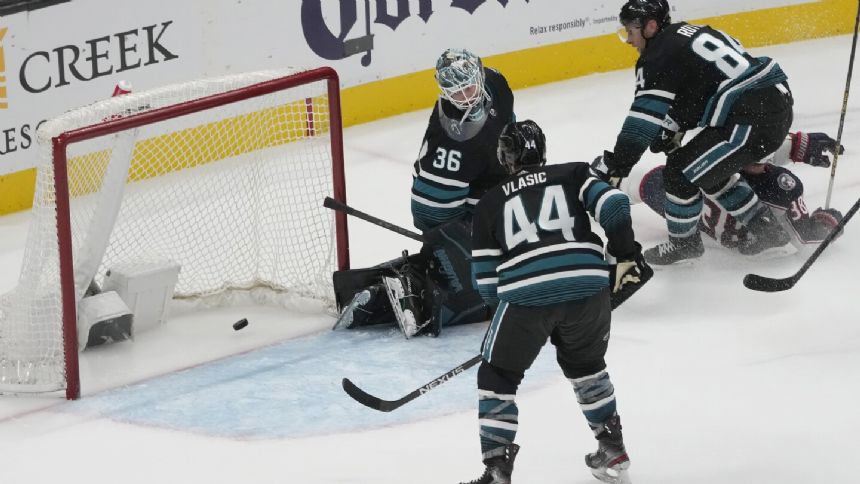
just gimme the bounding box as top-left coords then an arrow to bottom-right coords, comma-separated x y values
410,48 -> 514,231
594,0 -> 796,265
332,48 -> 515,338
622,131 -> 845,253
461,120 -> 651,484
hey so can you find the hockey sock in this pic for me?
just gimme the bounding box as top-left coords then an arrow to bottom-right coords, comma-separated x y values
478,389 -> 519,461
570,370 -> 617,435
664,191 -> 703,238
705,174 -> 762,225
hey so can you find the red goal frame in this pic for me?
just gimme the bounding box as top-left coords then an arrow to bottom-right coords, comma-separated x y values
50,67 -> 349,400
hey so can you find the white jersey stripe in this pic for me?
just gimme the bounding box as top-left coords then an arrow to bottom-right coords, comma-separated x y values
497,269 -> 608,293
411,193 -> 467,209
627,110 -> 664,126
497,242 -> 604,271
636,88 -> 676,100
416,166 -> 470,188
473,248 -> 503,257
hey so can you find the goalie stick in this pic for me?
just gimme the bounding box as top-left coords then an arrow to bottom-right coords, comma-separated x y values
323,196 -> 425,242
342,267 -> 652,412
744,197 -> 859,292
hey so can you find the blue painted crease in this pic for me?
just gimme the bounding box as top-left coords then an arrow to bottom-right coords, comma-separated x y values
69,323 -> 562,439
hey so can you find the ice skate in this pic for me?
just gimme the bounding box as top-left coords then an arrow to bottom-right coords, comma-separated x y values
738,207 -> 793,257
460,444 -> 519,484
585,415 -> 631,484
332,287 -> 374,330
643,233 -> 704,265
381,275 -> 426,338
587,455 -> 631,484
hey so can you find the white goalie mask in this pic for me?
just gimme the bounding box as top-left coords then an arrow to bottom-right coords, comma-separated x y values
435,49 -> 488,121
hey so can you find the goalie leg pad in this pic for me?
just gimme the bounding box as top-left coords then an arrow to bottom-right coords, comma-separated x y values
332,253 -> 427,307
332,253 -> 429,328
332,284 -> 383,330
333,266 -> 391,309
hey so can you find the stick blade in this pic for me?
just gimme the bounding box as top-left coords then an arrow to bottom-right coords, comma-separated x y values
342,378 -> 402,412
743,273 -> 797,292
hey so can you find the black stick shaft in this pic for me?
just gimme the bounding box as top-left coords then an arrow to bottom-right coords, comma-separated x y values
342,355 -> 482,412
323,196 -> 424,243
744,196 -> 860,292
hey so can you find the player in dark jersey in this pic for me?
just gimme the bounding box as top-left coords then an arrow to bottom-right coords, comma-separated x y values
332,48 -> 515,338
594,0 -> 795,266
411,49 -> 514,230
461,120 -> 651,484
621,131 -> 845,253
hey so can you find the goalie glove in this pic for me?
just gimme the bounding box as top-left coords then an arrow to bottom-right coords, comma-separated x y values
790,132 -> 845,167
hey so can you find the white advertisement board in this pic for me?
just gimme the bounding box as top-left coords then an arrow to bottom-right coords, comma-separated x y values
0,0 -> 818,175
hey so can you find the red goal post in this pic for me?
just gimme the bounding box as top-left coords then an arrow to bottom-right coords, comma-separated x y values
0,67 -> 349,400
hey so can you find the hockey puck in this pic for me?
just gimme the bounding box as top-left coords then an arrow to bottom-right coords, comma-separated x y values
233,318 -> 249,331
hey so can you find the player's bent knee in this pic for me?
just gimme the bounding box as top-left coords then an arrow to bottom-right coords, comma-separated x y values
558,358 -> 607,381
478,360 -> 524,394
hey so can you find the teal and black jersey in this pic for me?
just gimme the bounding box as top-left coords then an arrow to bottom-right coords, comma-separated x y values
471,162 -> 636,307
613,22 -> 788,170
411,68 -> 515,232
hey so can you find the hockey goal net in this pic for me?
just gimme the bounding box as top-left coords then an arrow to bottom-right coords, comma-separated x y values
0,67 -> 349,399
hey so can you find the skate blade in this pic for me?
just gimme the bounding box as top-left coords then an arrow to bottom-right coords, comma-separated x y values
647,257 -> 701,269
381,277 -> 417,339
591,461 -> 631,484
396,313 -> 419,339
744,242 -> 797,260
332,290 -> 371,330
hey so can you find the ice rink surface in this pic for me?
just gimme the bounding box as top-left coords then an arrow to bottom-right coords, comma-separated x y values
1,36 -> 859,483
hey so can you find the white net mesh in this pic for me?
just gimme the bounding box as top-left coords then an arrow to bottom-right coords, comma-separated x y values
0,69 -> 341,393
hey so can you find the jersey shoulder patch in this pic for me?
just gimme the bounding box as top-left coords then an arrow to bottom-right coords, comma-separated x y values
776,172 -> 797,191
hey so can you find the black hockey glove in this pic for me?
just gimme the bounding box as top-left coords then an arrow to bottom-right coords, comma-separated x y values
609,243 -> 650,293
650,128 -> 684,154
790,132 -> 845,167
811,207 -> 844,239
650,116 -> 684,154
607,243 -> 653,309
590,151 -> 627,188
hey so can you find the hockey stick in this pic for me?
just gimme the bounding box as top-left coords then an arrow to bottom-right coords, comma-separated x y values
342,268 -> 652,412
743,196 -> 860,292
323,196 -> 425,242
342,354 -> 482,412
825,0 -> 860,209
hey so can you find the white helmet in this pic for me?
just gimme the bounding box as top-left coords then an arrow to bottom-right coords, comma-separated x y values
435,48 -> 487,120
